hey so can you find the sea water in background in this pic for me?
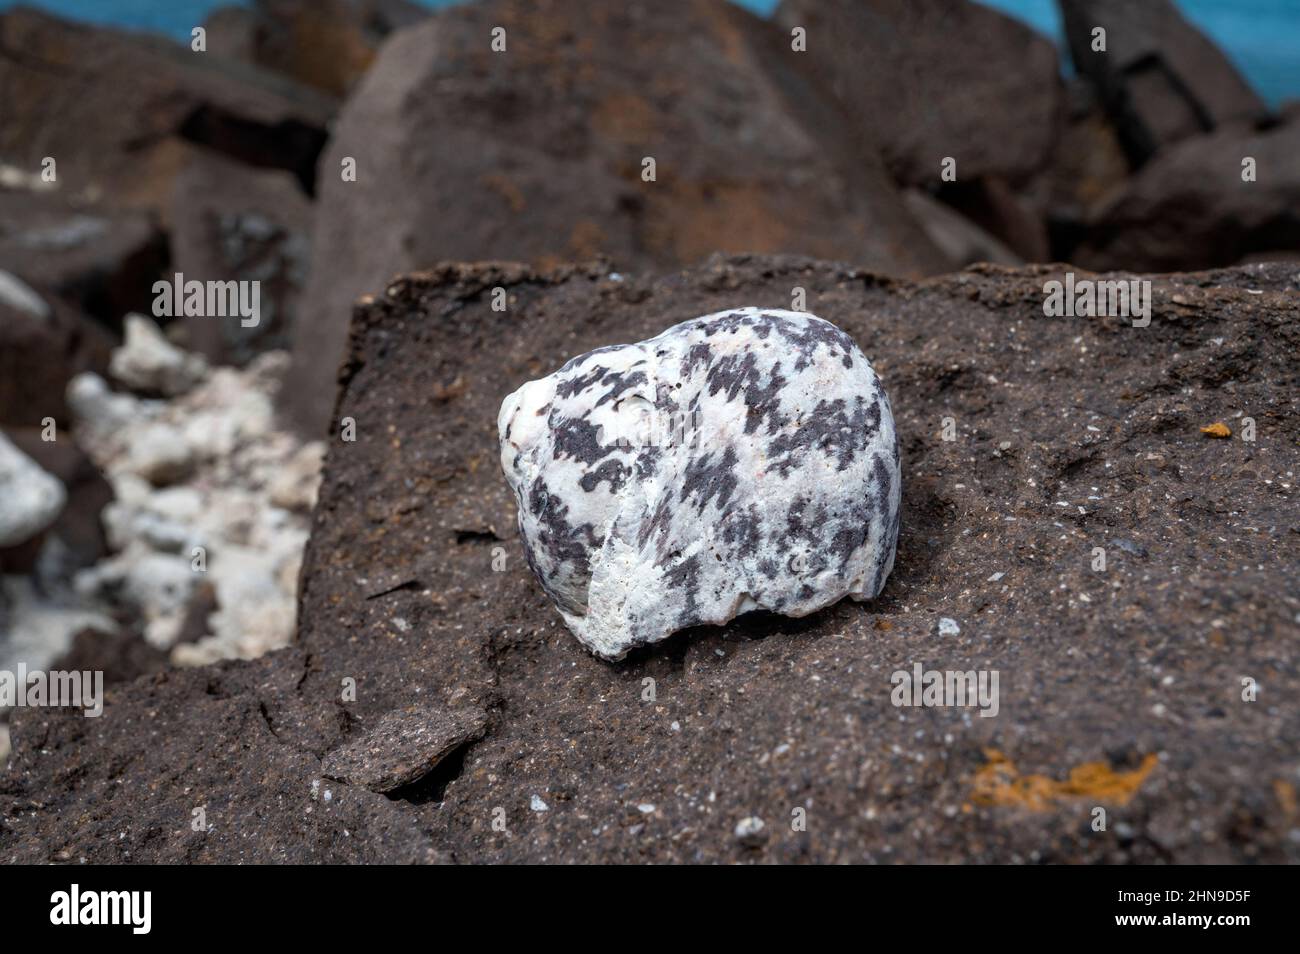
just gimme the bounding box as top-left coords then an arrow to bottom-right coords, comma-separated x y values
0,0 -> 1294,107
977,0 -> 1298,107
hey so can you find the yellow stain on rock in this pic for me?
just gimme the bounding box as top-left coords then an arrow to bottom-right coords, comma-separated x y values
1274,779 -> 1297,818
1200,422 -> 1232,438
969,748 -> 1158,811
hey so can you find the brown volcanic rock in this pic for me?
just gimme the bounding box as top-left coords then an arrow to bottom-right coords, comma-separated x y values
2,427 -> 114,569
287,0 -> 947,433
3,255 -> 1296,863
0,649 -> 445,863
775,0 -> 1063,186
0,7 -> 335,205
50,627 -> 170,688
321,704 -> 488,793
0,278 -> 114,428
204,0 -> 428,97
1059,0 -> 1269,166
0,189 -> 167,328
169,151 -> 313,363
1026,78 -> 1132,259
1076,121 -> 1300,271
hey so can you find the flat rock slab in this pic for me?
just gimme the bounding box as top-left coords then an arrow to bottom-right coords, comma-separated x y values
322,705 -> 488,793
3,256 -> 1297,863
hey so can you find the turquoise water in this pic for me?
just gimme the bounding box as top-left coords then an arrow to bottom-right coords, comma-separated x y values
1,0 -> 1294,105
977,0 -> 1298,106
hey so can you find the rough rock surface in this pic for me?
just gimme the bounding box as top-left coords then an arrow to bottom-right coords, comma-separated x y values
3,256 -> 1297,863
322,704 -> 488,793
775,0 -> 1063,186
288,0 -> 947,432
499,308 -> 900,658
1059,0 -> 1269,165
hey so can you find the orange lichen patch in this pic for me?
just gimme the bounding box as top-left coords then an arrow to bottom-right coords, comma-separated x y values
1200,422 -> 1232,438
969,748 -> 1158,811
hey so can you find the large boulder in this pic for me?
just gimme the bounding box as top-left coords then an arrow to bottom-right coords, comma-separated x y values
1076,121 -> 1300,271
1059,0 -> 1270,165
775,0 -> 1063,186
204,0 -> 429,97
3,256 -> 1295,863
287,0 -> 948,433
0,7 -> 335,205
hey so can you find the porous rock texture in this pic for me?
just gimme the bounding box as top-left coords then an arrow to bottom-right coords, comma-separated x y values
499,308 -> 900,659
2,257 -> 1297,863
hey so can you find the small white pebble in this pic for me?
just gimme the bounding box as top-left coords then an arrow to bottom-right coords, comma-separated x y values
734,816 -> 766,846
